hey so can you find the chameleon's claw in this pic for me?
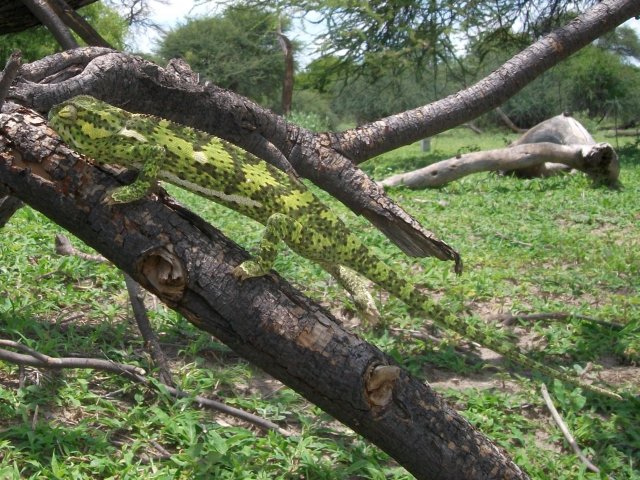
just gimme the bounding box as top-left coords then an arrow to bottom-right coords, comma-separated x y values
108,185 -> 147,203
232,261 -> 265,281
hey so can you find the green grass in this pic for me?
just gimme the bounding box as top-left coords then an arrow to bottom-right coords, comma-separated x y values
0,130 -> 638,479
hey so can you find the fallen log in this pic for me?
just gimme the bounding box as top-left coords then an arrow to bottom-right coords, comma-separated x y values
380,114 -> 620,189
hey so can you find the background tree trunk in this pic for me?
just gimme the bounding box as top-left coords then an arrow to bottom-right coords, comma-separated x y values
277,31 -> 294,116
0,103 -> 530,480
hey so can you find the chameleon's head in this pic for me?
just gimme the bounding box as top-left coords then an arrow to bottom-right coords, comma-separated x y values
48,95 -> 129,149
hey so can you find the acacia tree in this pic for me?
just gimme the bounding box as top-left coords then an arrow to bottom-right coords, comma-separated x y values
157,6 -> 296,112
1,0 -> 639,478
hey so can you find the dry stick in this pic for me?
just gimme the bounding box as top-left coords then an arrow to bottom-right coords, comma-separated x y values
0,339 -> 146,377
540,384 -> 601,474
0,338 -> 288,435
123,273 -> 175,387
19,0 -> 79,50
130,374 -> 291,436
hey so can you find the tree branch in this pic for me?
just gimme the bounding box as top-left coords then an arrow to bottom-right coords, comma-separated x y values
0,338 -> 146,376
8,47 -> 462,270
0,338 -> 288,435
48,0 -> 113,48
330,0 -> 640,162
541,384 -> 601,474
0,102 -> 529,480
19,0 -> 79,50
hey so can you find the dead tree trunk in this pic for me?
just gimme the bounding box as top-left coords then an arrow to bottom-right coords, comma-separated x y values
0,103 -> 530,480
276,31 -> 294,116
380,115 -> 620,189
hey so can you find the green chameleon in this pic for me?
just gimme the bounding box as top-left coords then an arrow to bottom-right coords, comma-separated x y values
48,95 -> 621,400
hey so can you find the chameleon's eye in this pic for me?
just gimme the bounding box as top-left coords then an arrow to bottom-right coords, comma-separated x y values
58,105 -> 77,122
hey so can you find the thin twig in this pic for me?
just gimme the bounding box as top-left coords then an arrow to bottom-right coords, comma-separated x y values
124,273 -> 175,386
0,338 -> 289,435
0,51 -> 22,107
55,234 -> 107,263
494,312 -> 624,330
541,384 -> 601,474
0,339 -> 146,377
494,232 -> 533,248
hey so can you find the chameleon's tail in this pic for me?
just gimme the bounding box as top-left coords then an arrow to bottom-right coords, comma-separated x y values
343,241 -> 622,399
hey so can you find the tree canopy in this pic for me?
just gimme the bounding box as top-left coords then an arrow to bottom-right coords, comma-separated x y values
157,6 -> 295,111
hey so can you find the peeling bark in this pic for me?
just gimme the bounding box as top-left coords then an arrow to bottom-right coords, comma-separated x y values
0,103 -> 531,480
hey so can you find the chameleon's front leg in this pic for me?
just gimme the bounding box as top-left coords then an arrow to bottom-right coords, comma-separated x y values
233,213 -> 304,280
107,144 -> 167,203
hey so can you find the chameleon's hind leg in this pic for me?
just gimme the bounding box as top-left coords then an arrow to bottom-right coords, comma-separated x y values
233,213 -> 304,280
321,264 -> 380,325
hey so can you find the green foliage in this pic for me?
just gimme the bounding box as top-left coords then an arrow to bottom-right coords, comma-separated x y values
564,45 -> 640,121
597,26 -> 640,63
0,3 -> 128,65
0,27 -> 60,65
290,89 -> 339,130
157,6 -> 291,111
465,34 -> 640,128
78,2 -> 129,50
287,110 -> 331,132
1,130 -> 638,478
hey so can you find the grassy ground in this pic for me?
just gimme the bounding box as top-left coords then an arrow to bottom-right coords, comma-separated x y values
0,128 -> 638,479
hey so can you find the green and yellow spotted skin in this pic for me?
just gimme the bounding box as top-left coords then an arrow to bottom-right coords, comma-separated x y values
48,96 -> 620,399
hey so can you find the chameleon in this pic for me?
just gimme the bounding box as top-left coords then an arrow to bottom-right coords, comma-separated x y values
48,95 -> 621,400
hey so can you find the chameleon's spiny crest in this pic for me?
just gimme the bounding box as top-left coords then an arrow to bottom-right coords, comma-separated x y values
47,95 -> 622,400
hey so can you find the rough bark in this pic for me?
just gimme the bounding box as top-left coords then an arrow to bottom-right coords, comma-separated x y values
0,0 -> 96,34
7,48 -> 462,271
0,103 -> 530,480
380,114 -> 620,188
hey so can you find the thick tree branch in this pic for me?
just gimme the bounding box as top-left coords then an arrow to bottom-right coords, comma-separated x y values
380,142 -> 619,188
329,0 -> 640,162
8,48 -> 462,270
19,0 -> 79,50
48,0 -> 113,48
0,103 -> 530,480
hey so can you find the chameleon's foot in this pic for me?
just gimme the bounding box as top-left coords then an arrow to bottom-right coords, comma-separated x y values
108,185 -> 147,203
232,260 -> 267,281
